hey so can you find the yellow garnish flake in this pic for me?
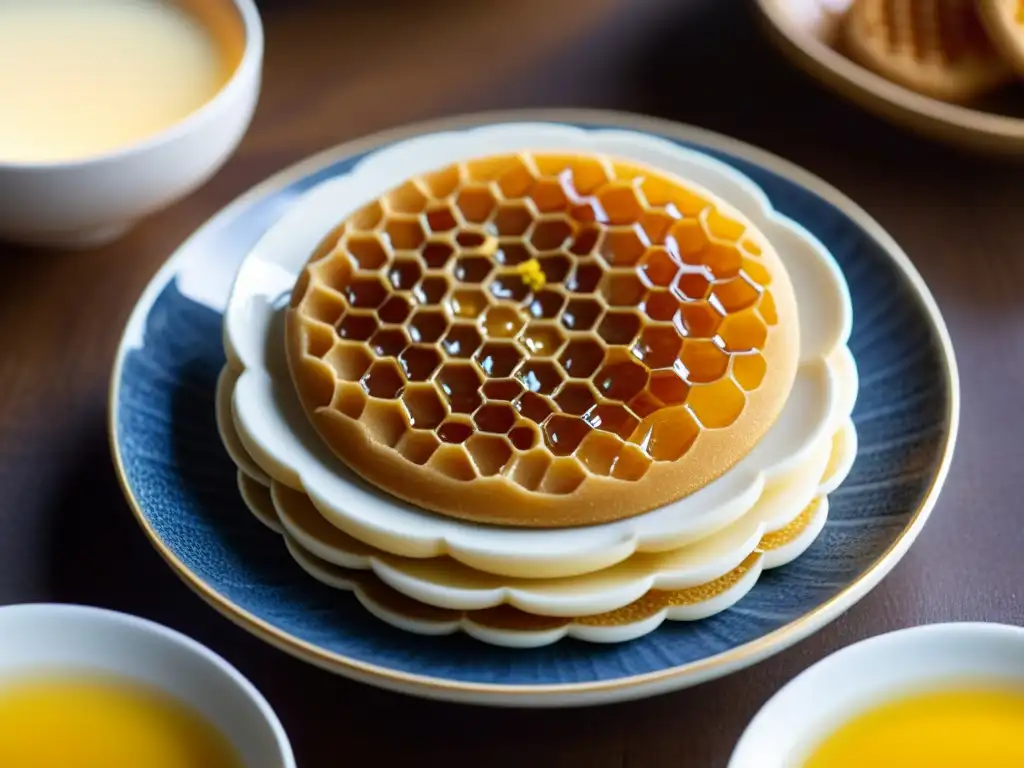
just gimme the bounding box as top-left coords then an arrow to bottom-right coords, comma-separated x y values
516,258 -> 547,291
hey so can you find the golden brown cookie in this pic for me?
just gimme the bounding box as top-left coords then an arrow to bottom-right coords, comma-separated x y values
978,0 -> 1024,74
285,152 -> 799,528
843,0 -> 1012,102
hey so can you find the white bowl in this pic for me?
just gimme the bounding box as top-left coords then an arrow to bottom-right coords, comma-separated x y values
729,622 -> 1024,767
0,0 -> 263,248
0,603 -> 294,768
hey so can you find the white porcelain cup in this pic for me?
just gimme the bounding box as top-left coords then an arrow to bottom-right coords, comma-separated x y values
0,0 -> 263,248
729,622 -> 1024,767
0,603 -> 295,768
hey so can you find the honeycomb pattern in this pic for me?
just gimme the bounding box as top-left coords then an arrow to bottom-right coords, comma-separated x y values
286,152 -> 798,526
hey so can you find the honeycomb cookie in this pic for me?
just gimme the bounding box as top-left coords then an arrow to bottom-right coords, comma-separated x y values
285,152 -> 800,528
978,0 -> 1024,74
843,0 -> 1013,102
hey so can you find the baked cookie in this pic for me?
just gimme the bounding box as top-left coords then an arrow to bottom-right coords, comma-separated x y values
285,152 -> 799,527
978,0 -> 1024,74
843,0 -> 1012,102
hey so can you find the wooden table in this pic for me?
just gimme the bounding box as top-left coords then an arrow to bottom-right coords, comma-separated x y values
0,0 -> 1019,764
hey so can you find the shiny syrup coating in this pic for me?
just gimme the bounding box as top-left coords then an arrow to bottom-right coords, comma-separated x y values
286,152 -> 793,525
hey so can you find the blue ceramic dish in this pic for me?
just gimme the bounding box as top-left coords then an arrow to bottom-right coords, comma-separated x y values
110,111 -> 957,707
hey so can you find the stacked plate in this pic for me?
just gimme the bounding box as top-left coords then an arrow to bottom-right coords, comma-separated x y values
213,123 -> 857,648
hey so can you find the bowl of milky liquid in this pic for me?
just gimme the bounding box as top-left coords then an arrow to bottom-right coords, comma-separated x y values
0,0 -> 263,248
0,603 -> 294,767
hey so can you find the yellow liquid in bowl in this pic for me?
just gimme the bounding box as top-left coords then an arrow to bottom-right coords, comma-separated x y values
803,687 -> 1024,767
0,675 -> 244,768
0,0 -> 236,163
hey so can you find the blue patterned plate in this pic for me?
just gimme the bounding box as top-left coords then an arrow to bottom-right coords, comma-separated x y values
109,111 -> 958,707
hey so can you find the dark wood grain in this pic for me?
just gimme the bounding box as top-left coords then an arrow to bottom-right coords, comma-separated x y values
0,1 -> 1020,765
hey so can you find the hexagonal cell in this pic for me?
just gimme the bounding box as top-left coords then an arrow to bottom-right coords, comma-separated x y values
397,431 -> 440,466
712,275 -> 762,313
642,291 -> 678,322
454,256 -> 494,284
509,448 -> 552,491
597,182 -> 644,225
676,301 -> 724,339
649,369 -> 690,406
495,242 -> 532,266
517,360 -> 564,395
565,262 -> 602,295
568,199 -> 605,225
385,181 -> 428,215
630,410 -> 700,462
639,247 -> 680,288
384,218 -> 426,251
475,342 -> 523,378
599,225 -> 649,267
702,242 -> 743,278
347,200 -> 384,231
420,164 -> 461,198
515,391 -> 555,425
597,311 -> 642,346
337,312 -> 379,341
345,276 -> 388,309
583,403 -> 639,440
399,345 -> 442,381
302,323 -> 335,360
492,202 -> 535,236
448,288 -> 490,319
539,254 -> 572,284
484,306 -> 526,338
408,309 -> 448,343
529,219 -> 573,252
345,235 -> 388,270
528,178 -> 568,214
538,156 -> 611,195
559,339 -> 605,379
633,326 -> 683,369
508,423 -> 540,451
332,382 -> 367,419
732,352 -> 767,392
455,186 -> 498,224
560,299 -> 603,332
361,360 -> 405,399
441,324 -> 483,358
576,430 -> 622,476
528,290 -> 567,320
599,272 -> 646,308
639,210 -> 679,245
437,418 -> 474,444
436,363 -> 484,414
610,443 -> 652,481
369,328 -> 409,357
701,207 -> 746,242
426,206 -> 458,233
429,444 -> 478,482
688,379 -> 746,429
520,323 -> 566,357
673,267 -> 713,301
540,457 -> 588,494
718,309 -> 768,353
482,378 -> 524,401
640,176 -> 708,214
543,415 -> 592,457
309,252 -> 352,293
668,219 -> 709,259
422,241 -> 455,269
301,285 -> 346,327
594,355 -> 649,402
455,231 -> 490,250
554,382 -> 598,415
741,257 -> 772,287
402,384 -> 446,430
494,156 -> 538,199
324,343 -> 374,382
375,295 -> 410,326
757,290 -> 778,326
627,390 -> 663,419
489,272 -> 531,302
680,339 -> 730,383
473,403 -> 517,434
465,433 -> 514,477
414,275 -> 449,305
387,258 -> 423,291
568,225 -> 602,256
361,399 -> 408,449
